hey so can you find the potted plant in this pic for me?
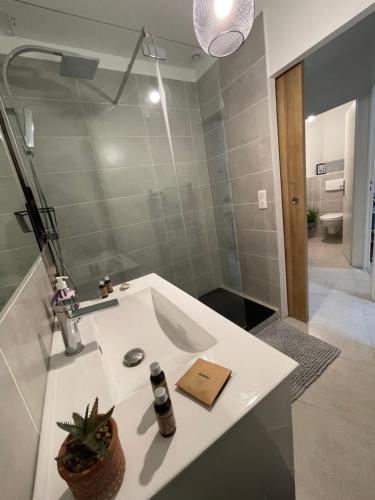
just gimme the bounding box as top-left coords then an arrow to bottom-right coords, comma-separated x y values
56,398 -> 125,500
307,208 -> 318,238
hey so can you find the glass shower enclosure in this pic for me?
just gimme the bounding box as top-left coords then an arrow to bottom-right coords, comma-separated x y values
1,5 -> 276,331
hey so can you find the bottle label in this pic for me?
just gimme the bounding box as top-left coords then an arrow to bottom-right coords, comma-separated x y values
156,407 -> 176,436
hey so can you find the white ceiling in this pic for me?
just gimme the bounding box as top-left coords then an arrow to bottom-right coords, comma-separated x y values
1,0 -> 263,79
3,0 -> 264,52
6,0 -> 199,48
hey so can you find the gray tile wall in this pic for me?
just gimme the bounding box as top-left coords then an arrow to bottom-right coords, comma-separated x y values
197,14 -> 281,307
1,58 -> 217,298
306,171 -> 345,237
0,255 -> 53,499
0,127 -> 40,310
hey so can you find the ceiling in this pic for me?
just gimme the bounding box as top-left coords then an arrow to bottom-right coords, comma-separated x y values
5,0 -> 199,48
2,0 -> 264,51
0,0 -> 264,77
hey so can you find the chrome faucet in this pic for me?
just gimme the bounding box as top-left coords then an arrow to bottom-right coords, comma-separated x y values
54,299 -> 119,356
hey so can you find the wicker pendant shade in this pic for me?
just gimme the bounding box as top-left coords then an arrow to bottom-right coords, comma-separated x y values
193,0 -> 255,57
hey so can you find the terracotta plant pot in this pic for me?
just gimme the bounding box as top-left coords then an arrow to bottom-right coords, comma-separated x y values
57,417 -> 125,500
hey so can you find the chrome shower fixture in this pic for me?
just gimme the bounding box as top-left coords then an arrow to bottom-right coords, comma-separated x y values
142,37 -> 167,61
59,53 -> 99,79
114,27 -> 167,105
2,44 -> 99,96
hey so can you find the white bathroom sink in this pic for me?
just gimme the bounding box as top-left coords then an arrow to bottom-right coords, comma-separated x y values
34,273 -> 297,500
88,286 -> 217,403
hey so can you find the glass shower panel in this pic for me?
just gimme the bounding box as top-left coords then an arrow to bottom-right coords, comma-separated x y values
1,3 -> 278,328
0,10 -> 174,297
0,130 -> 39,311
154,35 -> 248,326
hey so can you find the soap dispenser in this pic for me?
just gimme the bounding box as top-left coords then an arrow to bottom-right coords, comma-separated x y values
52,276 -> 83,356
53,276 -> 77,308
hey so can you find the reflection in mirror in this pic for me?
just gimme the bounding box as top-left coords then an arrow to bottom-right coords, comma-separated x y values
0,129 -> 39,313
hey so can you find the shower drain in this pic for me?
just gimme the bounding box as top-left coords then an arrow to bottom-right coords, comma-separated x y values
123,348 -> 145,367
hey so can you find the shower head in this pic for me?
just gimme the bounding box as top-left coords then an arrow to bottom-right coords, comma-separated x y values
59,53 -> 99,79
2,44 -> 100,96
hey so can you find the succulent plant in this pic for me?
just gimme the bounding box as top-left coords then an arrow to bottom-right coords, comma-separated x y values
56,397 -> 114,465
307,207 -> 318,224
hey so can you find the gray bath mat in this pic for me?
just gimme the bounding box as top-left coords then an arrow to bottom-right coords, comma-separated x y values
258,321 -> 341,402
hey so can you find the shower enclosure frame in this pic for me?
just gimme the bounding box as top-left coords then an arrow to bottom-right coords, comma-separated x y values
0,98 -> 47,250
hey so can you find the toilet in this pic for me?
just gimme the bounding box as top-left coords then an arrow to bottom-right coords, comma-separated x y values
320,213 -> 343,235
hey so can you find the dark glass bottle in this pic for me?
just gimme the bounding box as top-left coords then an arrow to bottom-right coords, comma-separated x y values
104,275 -> 114,293
150,362 -> 170,396
154,387 -> 176,437
98,280 -> 108,298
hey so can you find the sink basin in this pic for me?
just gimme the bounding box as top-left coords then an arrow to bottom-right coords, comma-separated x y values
84,286 -> 217,403
34,273 -> 297,500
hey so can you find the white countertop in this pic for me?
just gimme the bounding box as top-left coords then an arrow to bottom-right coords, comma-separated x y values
33,274 -> 297,500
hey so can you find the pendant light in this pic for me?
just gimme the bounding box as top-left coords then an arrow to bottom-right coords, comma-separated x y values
193,0 -> 255,57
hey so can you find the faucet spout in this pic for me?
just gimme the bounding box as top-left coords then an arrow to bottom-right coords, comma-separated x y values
54,298 -> 119,356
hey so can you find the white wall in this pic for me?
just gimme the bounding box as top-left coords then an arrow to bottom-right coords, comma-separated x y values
305,102 -> 352,177
263,0 -> 375,76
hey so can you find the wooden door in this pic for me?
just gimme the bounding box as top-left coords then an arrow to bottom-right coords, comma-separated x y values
276,63 -> 308,322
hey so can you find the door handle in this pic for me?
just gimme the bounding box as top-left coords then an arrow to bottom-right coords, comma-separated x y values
291,197 -> 299,205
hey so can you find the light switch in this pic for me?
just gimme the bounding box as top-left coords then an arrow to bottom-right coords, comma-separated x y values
258,190 -> 267,209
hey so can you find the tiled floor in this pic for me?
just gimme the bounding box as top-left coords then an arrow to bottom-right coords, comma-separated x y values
289,237 -> 375,500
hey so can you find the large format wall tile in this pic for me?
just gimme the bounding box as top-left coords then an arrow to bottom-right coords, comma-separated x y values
0,255 -> 53,500
163,78 -> 189,109
0,246 -> 39,287
231,170 -> 275,204
225,98 -> 270,151
234,202 -> 277,231
143,107 -> 168,137
223,57 -> 268,120
101,166 -> 157,199
0,177 -> 25,214
33,138 -> 97,173
83,103 -> 146,137
219,14 -> 266,90
0,214 -> 36,251
93,137 -> 152,168
116,218 -> 167,253
8,98 -> 89,137
61,230 -> 119,268
55,202 -> 113,239
39,170 -> 105,206
237,230 -> 279,260
228,136 -> 272,179
77,71 -> 139,105
107,194 -> 163,226
197,62 -> 220,108
0,351 -> 40,500
239,251 -> 280,285
0,284 -> 17,310
0,257 -> 53,427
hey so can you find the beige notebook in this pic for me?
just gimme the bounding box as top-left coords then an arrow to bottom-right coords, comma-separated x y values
176,358 -> 232,407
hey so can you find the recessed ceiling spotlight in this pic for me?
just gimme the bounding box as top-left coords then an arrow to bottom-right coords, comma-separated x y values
306,115 -> 316,123
149,90 -> 161,104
